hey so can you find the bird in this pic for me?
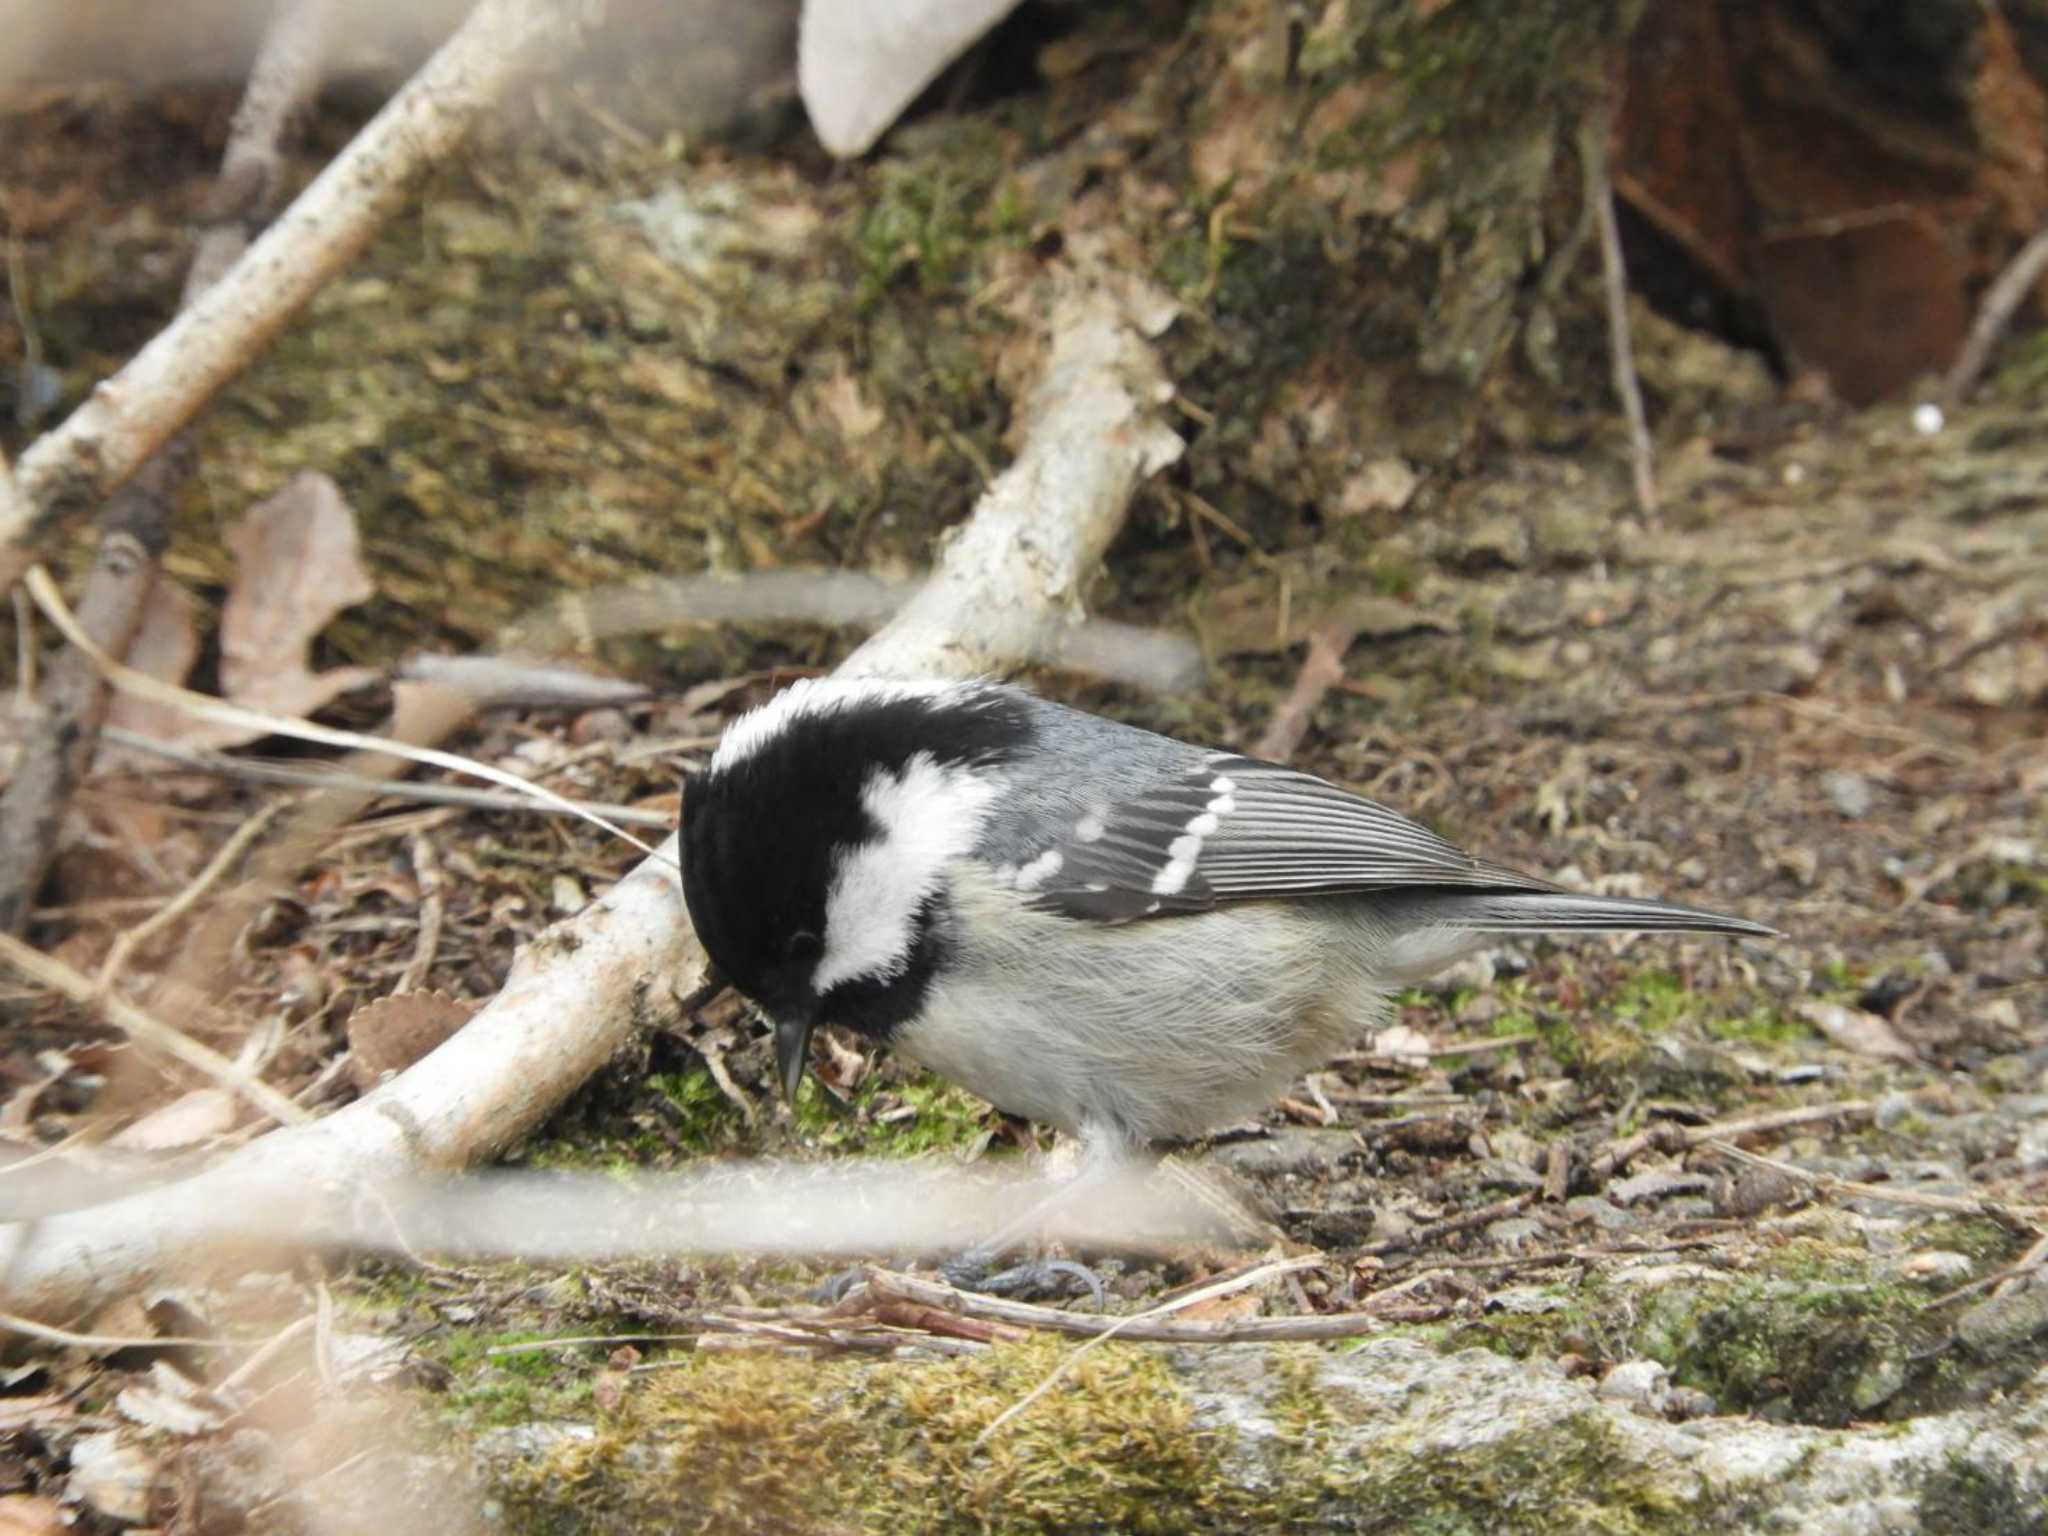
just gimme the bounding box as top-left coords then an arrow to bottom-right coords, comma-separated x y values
679,675 -> 1774,1156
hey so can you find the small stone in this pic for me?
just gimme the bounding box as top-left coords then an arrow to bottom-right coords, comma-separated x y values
1895,1250 -> 1973,1283
1485,1216 -> 1547,1249
1609,1169 -> 1711,1206
1564,1196 -> 1635,1232
1597,1359 -> 1671,1415
1849,1354 -> 1908,1412
1821,769 -> 1874,819
1956,1288 -> 2048,1356
1487,1286 -> 1572,1315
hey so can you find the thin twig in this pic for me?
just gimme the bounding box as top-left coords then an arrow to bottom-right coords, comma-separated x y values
1945,222 -> 2048,405
1705,1141 -> 2041,1229
99,727 -> 674,826
1255,616 -> 1360,762
862,1266 -> 1399,1347
1584,112 -> 1657,515
973,1255 -> 1322,1447
96,800 -> 288,990
1589,1101 -> 1873,1183
0,929 -> 307,1128
0,1308 -> 253,1350
1356,1192 -> 1537,1258
25,571 -> 665,860
394,832 -> 445,995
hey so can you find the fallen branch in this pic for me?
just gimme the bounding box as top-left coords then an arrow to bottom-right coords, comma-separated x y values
0,0 -> 335,932
1254,614 -> 1359,762
1588,1100 -> 1873,1183
1705,1141 -> 2042,1231
1944,221 -> 2048,405
0,280 -> 1182,1323
860,1266 -> 1406,1347
0,0 -> 597,591
1584,112 -> 1657,516
0,528 -> 160,934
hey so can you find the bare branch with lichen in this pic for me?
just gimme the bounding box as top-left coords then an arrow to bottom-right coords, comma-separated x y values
0,0 -> 597,593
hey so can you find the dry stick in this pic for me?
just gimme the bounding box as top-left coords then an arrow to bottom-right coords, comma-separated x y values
1705,1141 -> 2043,1230
1583,112 -> 1657,516
0,931 -> 307,1129
0,281 -> 1183,1322
0,2 -> 336,934
1355,1191 -> 1537,1258
394,832 -> 445,995
866,1266 -> 1405,1347
96,800 -> 289,991
99,727 -> 674,826
0,529 -> 160,934
0,0 -> 597,591
1254,615 -> 1361,763
1588,1100 -> 1874,1183
25,572 -> 662,859
1944,222 -> 2048,405
973,1255 -> 1322,1447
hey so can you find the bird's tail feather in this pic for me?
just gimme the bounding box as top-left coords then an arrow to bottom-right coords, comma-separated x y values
1434,891 -> 1775,938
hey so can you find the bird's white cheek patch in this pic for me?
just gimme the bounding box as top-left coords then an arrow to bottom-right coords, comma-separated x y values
814,754 -> 997,992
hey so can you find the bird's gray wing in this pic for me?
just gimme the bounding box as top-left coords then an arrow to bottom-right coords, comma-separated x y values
1011,753 -> 1555,923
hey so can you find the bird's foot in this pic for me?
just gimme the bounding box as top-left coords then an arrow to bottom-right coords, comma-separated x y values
941,1250 -> 1107,1309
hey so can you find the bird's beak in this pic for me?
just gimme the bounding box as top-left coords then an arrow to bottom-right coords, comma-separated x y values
775,1009 -> 819,1104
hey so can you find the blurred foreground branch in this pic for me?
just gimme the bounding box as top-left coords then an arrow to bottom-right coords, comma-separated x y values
0,279 -> 1183,1321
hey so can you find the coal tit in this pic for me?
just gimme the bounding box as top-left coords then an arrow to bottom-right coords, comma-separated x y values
680,677 -> 1773,1150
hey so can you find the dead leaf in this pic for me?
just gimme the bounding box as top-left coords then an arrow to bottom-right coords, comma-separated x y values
110,1089 -> 237,1151
0,1495 -> 67,1536
1796,1001 -> 1919,1063
66,1431 -> 159,1524
1174,1292 -> 1263,1325
94,573 -> 201,767
347,991 -> 479,1090
116,1362 -> 225,1436
216,471 -> 379,727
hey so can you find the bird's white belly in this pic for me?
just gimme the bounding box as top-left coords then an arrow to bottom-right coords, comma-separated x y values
893,871 -> 1400,1144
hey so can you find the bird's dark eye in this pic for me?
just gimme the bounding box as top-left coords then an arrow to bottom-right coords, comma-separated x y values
785,930 -> 822,967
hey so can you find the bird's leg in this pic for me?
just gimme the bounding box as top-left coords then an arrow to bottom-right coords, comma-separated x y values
941,1125 -> 1139,1305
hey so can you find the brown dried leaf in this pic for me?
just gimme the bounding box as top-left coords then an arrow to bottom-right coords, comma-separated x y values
216,471 -> 379,726
1174,1291 -> 1263,1325
0,1495 -> 68,1536
1796,1001 -> 1919,1063
95,573 -> 201,765
347,991 -> 479,1090
115,1362 -> 225,1436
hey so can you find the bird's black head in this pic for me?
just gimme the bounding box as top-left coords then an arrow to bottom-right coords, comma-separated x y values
679,677 -> 1031,1096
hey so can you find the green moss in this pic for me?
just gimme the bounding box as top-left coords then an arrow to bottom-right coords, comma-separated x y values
500,1337 -> 1233,1535
427,1329 -> 602,1429
853,123 -> 1017,310
1339,1414 -> 1700,1536
1630,1247 -> 1945,1426
1916,1455 -> 2048,1536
